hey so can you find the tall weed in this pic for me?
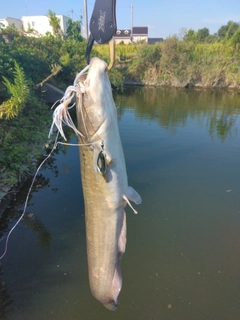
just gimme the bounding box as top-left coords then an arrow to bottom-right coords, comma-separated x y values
0,61 -> 30,119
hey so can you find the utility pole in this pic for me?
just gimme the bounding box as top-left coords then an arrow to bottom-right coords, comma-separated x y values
70,9 -> 74,21
130,4 -> 133,42
80,9 -> 83,36
84,0 -> 89,39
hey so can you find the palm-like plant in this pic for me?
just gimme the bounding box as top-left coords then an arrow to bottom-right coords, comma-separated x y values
0,61 -> 30,119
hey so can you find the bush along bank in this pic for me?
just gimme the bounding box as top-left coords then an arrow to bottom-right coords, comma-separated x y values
93,22 -> 240,89
122,38 -> 240,88
0,99 -> 52,201
0,62 -> 53,210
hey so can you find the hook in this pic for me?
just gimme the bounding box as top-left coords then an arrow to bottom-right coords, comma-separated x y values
85,36 -> 115,71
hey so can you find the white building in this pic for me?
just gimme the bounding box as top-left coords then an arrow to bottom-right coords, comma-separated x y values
0,17 -> 22,30
21,15 -> 70,36
115,27 -> 149,44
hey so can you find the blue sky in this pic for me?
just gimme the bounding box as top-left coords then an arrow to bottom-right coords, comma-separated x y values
1,0 -> 240,38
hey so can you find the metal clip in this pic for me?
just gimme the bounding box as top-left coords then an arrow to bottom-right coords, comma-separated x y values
107,38 -> 115,71
85,0 -> 116,70
85,36 -> 115,71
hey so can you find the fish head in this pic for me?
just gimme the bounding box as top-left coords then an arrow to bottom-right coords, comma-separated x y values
78,57 -> 116,142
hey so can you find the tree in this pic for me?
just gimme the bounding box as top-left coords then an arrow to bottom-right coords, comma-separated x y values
183,29 -> 196,42
225,21 -> 240,40
196,28 -> 210,42
66,20 -> 83,42
218,21 -> 240,40
230,28 -> 240,48
47,10 -> 64,39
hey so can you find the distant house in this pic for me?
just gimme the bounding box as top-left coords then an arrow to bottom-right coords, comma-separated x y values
115,26 -> 148,44
21,15 -> 70,36
132,26 -> 148,43
115,29 -> 131,44
0,17 -> 22,30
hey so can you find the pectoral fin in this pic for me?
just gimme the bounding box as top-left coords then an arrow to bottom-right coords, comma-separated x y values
123,186 -> 142,214
126,186 -> 142,205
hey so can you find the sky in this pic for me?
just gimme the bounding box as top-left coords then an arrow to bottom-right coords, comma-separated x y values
1,0 -> 240,38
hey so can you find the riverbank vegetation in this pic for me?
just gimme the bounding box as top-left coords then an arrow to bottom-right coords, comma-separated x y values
0,16 -> 240,203
95,21 -> 240,87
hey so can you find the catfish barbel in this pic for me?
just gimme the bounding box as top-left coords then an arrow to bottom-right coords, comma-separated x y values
49,57 -> 141,310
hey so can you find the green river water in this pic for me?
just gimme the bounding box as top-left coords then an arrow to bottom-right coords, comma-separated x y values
0,87 -> 240,320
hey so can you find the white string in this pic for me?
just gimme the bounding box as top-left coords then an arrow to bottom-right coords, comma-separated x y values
48,65 -> 90,141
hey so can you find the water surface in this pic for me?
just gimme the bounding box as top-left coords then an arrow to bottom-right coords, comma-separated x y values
0,87 -> 240,320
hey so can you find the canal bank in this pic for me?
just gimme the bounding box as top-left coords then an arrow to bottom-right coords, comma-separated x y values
0,83 -> 65,215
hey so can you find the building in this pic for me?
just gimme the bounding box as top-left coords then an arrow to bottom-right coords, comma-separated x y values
21,15 -> 70,36
115,29 -> 131,44
132,26 -> 148,43
0,15 -> 71,37
115,26 -> 148,44
0,17 -> 22,31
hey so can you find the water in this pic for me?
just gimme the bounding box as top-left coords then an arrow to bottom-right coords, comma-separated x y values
0,87 -> 240,320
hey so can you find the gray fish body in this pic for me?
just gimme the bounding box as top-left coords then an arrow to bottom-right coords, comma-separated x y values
76,57 -> 141,310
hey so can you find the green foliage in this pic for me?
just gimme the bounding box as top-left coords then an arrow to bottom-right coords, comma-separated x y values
0,24 -> 21,36
230,28 -> 240,48
196,28 -> 210,42
0,36 -> 61,90
0,61 -> 30,119
86,31 -> 240,88
47,10 -> 64,38
94,43 -> 137,62
184,27 -> 217,44
125,34 -> 240,87
224,22 -> 240,43
128,44 -> 161,80
59,39 -> 87,82
66,20 -> 83,42
218,21 -> 240,40
108,68 -> 123,91
183,29 -> 196,42
0,96 -> 51,183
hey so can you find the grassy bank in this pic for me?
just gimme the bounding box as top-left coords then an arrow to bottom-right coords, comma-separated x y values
0,97 -> 52,202
95,38 -> 240,88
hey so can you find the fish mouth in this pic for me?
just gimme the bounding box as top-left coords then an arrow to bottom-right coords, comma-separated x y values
103,299 -> 119,311
93,262 -> 122,311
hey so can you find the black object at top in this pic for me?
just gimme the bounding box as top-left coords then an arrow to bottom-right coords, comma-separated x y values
85,0 -> 117,64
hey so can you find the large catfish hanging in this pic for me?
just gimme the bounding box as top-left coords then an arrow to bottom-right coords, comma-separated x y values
49,57 -> 142,310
